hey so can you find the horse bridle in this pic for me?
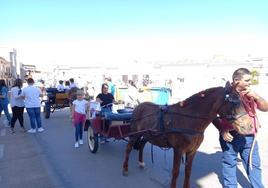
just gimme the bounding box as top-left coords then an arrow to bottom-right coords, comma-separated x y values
220,91 -> 248,122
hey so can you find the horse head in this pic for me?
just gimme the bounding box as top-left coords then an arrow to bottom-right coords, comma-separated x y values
217,81 -> 252,130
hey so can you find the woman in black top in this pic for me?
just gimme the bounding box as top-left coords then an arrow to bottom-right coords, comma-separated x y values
96,83 -> 115,142
96,83 -> 115,111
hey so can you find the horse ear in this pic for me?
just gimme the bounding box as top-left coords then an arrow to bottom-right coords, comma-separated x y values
224,81 -> 232,93
225,81 -> 231,87
225,81 -> 240,94
224,81 -> 240,104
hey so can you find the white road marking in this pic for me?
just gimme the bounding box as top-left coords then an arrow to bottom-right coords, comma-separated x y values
0,144 -> 4,159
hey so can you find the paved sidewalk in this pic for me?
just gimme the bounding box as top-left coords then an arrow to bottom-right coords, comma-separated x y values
0,125 -> 63,188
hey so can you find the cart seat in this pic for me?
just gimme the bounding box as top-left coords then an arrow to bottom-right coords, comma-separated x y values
56,93 -> 69,99
55,93 -> 69,104
104,112 -> 132,121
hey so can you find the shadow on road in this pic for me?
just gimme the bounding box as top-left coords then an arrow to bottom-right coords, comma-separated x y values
187,151 -> 250,187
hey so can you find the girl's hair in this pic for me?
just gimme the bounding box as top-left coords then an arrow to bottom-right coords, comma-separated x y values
101,83 -> 109,93
13,79 -> 23,88
65,80 -> 70,86
27,78 -> 34,84
0,79 -> 7,88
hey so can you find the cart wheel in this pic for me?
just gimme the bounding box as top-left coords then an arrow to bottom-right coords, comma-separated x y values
44,103 -> 50,119
87,126 -> 98,153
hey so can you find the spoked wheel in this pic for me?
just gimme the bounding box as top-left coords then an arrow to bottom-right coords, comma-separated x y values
87,126 -> 98,153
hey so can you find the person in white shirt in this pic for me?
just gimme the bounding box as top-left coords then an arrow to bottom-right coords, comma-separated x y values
10,79 -> 26,133
21,78 -> 44,133
57,80 -> 65,92
71,90 -> 89,148
69,78 -> 78,89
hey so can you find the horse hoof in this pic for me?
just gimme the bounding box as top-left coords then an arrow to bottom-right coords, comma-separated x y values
122,170 -> 128,176
139,162 -> 145,168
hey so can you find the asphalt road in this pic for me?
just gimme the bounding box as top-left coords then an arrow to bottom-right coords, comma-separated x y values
0,108 -> 267,188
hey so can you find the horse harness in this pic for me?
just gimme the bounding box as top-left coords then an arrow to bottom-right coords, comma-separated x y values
128,105 -> 205,141
157,105 -> 205,136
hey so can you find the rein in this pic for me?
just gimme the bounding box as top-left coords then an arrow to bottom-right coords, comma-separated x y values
240,96 -> 256,117
131,107 -> 212,123
229,111 -> 248,121
166,110 -> 211,120
240,95 -> 258,172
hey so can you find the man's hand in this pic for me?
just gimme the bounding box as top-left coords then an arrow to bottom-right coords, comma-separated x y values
221,131 -> 233,142
241,88 -> 268,111
240,88 -> 258,100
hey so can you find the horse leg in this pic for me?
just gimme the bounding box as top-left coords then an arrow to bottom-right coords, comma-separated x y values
122,139 -> 135,176
138,139 -> 147,168
183,151 -> 196,188
170,148 -> 182,188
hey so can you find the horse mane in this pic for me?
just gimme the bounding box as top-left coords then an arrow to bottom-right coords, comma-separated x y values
133,86 -> 225,118
178,86 -> 223,107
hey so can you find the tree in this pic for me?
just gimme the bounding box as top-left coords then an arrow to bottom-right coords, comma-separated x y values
251,69 -> 260,85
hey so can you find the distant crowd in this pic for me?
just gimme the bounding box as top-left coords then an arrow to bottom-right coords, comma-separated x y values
0,76 -> 139,147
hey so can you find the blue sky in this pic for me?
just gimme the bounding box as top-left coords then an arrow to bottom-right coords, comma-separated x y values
1,0 -> 267,66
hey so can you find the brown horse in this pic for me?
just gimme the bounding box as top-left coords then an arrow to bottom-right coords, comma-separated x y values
122,83 -> 251,188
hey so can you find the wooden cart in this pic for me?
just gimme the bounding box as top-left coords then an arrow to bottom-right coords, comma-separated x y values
87,111 -> 132,153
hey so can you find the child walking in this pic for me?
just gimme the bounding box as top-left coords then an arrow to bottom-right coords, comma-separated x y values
71,90 -> 89,148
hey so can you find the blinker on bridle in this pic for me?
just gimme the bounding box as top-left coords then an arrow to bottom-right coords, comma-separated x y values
224,93 -> 247,121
